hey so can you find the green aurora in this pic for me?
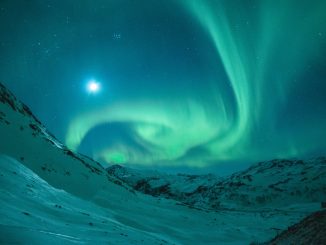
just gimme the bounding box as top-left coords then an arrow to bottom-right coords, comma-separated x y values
1,0 -> 325,169
65,0 -> 326,167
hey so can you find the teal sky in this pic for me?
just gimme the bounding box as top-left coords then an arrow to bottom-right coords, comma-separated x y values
1,0 -> 326,173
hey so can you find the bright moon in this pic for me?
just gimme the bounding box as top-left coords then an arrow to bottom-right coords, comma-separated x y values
87,80 -> 100,93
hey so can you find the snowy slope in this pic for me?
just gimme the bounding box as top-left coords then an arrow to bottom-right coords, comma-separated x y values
0,83 -> 132,200
0,82 -> 324,244
200,158 -> 326,210
1,155 -> 313,245
0,155 -> 171,244
108,158 -> 326,211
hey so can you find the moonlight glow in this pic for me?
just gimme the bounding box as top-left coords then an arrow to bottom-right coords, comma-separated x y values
87,80 -> 100,93
1,0 -> 325,169
65,0 -> 326,167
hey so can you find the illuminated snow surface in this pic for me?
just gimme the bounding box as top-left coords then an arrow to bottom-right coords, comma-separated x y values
1,155 -> 321,245
0,83 -> 325,244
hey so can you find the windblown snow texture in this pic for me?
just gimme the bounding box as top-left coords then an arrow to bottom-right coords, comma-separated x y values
1,82 -> 325,244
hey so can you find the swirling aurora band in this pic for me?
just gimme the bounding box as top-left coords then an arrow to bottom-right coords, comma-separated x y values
66,0 -> 326,167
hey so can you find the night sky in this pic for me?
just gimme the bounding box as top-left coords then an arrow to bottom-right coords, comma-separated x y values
1,0 -> 326,173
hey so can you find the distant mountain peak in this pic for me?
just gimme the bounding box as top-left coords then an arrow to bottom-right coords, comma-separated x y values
108,157 -> 326,211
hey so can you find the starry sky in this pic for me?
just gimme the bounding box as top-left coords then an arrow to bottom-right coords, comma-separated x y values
1,0 -> 326,174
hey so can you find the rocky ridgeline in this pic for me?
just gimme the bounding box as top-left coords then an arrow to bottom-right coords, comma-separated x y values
108,157 -> 326,210
0,82 -> 131,193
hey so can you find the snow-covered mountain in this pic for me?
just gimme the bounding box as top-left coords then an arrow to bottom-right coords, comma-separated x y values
0,82 -> 325,244
107,164 -> 220,202
108,158 -> 326,211
0,83 -> 132,198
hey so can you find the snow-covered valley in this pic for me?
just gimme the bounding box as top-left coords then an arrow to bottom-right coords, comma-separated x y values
0,82 -> 325,244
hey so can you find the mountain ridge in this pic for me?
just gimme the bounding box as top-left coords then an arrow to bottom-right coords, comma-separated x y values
1,81 -> 325,244
107,157 -> 326,211
0,82 -> 132,198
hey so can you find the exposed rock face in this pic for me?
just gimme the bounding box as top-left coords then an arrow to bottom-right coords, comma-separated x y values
107,164 -> 220,206
266,209 -> 326,244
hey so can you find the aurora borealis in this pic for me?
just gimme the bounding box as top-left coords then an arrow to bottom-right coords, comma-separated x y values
1,0 -> 326,171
